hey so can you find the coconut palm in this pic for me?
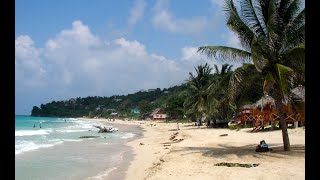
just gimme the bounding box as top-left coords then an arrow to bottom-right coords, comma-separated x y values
198,0 -> 304,151
207,64 -> 235,120
228,64 -> 264,107
183,63 -> 213,125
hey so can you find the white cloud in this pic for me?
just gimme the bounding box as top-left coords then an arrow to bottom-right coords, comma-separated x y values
15,35 -> 40,62
181,46 -> 203,61
15,35 -> 46,87
211,0 -> 225,7
226,31 -> 242,49
128,0 -> 146,28
107,0 -> 145,39
16,21 -> 221,112
114,37 -> 147,57
151,0 -> 210,36
180,46 -> 225,74
219,30 -> 242,49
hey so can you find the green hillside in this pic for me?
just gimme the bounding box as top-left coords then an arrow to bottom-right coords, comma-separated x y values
31,84 -> 188,119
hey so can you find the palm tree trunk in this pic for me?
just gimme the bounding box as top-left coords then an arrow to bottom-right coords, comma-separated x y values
274,96 -> 291,151
270,121 -> 275,130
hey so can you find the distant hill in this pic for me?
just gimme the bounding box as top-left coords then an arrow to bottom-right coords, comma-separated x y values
31,84 -> 188,119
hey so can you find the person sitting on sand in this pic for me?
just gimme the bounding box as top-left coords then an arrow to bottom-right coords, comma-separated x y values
260,140 -> 268,148
255,140 -> 271,152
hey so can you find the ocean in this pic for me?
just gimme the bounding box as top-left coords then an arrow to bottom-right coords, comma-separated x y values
15,115 -> 142,180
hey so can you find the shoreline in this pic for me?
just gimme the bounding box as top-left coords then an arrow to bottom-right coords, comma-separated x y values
81,118 -> 305,180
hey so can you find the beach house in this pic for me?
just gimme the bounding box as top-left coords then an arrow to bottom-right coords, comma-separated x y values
150,108 -> 167,120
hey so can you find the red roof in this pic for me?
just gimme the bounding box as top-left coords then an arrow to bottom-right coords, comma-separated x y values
150,108 -> 166,115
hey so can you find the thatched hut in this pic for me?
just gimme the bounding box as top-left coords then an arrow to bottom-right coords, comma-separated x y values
238,104 -> 255,125
253,95 -> 275,111
237,88 -> 305,130
241,104 -> 254,110
291,85 -> 305,102
290,85 -> 305,124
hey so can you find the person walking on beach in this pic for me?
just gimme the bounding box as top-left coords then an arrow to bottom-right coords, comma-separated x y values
33,123 -> 36,128
39,122 -> 42,128
197,117 -> 201,129
177,122 -> 180,130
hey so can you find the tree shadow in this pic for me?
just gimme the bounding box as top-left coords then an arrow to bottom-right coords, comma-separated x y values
169,144 -> 304,159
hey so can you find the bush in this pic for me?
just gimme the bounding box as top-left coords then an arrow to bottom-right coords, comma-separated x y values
229,125 -> 240,130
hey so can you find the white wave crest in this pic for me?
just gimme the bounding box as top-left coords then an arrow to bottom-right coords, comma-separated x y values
15,140 -> 63,155
85,167 -> 117,180
120,133 -> 135,139
15,129 -> 52,137
56,129 -> 89,133
62,139 -> 83,142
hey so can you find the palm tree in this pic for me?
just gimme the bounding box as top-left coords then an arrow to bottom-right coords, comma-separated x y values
184,63 -> 213,125
198,0 -> 304,151
207,64 -> 235,121
214,64 -> 233,78
228,64 -> 264,107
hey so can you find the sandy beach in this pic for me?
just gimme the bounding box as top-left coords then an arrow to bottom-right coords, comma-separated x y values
87,118 -> 305,180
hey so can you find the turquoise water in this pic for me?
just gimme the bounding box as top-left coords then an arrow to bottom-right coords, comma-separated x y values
15,115 -> 142,180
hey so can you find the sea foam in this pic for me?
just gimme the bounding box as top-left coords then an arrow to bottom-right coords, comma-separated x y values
120,133 -> 135,139
15,140 -> 63,155
15,129 -> 52,137
85,167 -> 117,180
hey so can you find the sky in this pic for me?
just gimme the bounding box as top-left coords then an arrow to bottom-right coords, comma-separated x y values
15,0 -> 245,115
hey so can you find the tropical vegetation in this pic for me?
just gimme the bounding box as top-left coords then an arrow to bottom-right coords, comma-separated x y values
31,0 -> 304,152
197,0 -> 305,151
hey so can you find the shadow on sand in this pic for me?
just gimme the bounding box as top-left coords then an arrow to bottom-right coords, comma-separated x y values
169,144 -> 304,159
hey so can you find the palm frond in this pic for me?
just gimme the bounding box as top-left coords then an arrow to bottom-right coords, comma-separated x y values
282,44 -> 304,69
256,0 -> 273,34
265,0 -> 277,35
227,65 -> 233,72
227,64 -> 256,100
281,8 -> 304,49
278,0 -> 293,19
221,63 -> 231,74
250,37 -> 269,71
224,0 -> 255,49
283,0 -> 302,25
198,46 -> 252,63
275,63 -> 295,100
263,73 -> 275,95
240,0 -> 267,37
214,64 -> 220,74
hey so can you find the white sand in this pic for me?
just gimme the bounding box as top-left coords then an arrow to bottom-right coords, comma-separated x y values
84,118 -> 305,180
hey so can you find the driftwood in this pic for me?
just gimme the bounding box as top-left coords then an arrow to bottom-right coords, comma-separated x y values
215,162 -> 259,168
169,132 -> 179,140
169,135 -> 177,140
94,125 -> 118,133
79,136 -> 100,138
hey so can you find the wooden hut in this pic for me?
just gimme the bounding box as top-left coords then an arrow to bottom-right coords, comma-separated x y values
238,88 -> 305,132
238,104 -> 255,126
252,95 -> 276,130
150,108 -> 167,120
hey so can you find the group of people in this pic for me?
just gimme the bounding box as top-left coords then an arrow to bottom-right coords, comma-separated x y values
33,122 -> 42,128
33,119 -> 67,128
